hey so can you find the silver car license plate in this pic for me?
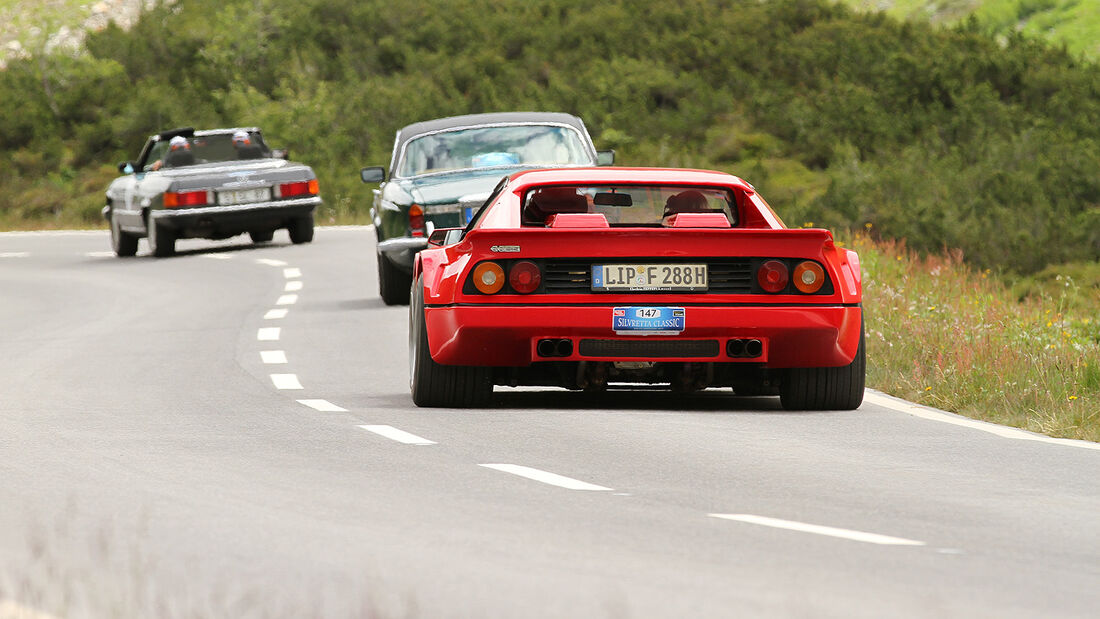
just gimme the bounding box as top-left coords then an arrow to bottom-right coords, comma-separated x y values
218,187 -> 271,205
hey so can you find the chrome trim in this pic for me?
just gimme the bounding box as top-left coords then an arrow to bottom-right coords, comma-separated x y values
392,122 -> 596,180
377,236 -> 429,256
150,196 -> 320,219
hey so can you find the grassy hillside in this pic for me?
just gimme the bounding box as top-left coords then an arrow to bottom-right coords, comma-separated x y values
1,0 -> 1098,273
838,0 -> 1100,60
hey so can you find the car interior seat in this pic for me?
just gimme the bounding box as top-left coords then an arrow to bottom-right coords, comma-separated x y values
236,144 -> 264,159
523,187 -> 589,225
165,149 -> 195,167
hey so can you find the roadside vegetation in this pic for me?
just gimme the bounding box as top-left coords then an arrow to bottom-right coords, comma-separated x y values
853,232 -> 1100,441
0,0 -> 1096,438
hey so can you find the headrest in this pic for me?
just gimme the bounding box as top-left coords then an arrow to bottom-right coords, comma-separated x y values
523,187 -> 588,224
663,190 -> 709,214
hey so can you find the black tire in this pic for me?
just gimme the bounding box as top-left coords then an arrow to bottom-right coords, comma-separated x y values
109,209 -> 138,257
378,250 -> 412,305
779,319 -> 865,411
409,277 -> 491,408
147,217 -> 176,257
287,214 -> 314,244
249,229 -> 274,243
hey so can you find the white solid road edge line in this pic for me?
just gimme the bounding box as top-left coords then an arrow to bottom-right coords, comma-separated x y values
709,514 -> 925,546
864,390 -> 1100,451
479,463 -> 613,491
270,374 -> 303,390
298,399 -> 348,412
358,425 -> 436,445
260,350 -> 287,364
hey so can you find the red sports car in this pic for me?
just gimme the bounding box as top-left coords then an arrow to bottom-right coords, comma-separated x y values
409,167 -> 864,410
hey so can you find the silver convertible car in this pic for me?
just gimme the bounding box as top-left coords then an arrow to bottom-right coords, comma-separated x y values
104,127 -> 321,257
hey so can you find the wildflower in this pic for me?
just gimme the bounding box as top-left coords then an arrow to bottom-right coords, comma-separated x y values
925,386 -> 932,391
1069,396 -> 1078,401
1047,321 -> 1053,327
865,222 -> 873,229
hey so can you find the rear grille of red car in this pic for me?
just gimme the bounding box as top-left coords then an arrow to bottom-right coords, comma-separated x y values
543,259 -> 755,294
578,339 -> 720,358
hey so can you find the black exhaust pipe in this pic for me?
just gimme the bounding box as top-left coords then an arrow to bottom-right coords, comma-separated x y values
745,339 -> 763,358
555,339 -> 573,357
537,339 -> 557,357
727,339 -> 745,357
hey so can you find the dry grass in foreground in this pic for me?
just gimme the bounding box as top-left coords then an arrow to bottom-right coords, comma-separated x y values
849,232 -> 1099,442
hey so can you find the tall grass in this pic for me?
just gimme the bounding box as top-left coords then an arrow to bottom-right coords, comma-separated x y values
849,231 -> 1100,441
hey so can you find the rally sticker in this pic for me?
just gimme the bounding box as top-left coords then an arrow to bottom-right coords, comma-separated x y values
613,306 -> 686,335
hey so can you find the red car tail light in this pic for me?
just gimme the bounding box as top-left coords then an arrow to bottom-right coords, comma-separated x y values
508,261 -> 542,294
757,260 -> 789,293
793,261 -> 825,294
163,190 -> 212,208
409,204 -> 426,237
472,262 -> 505,294
275,179 -> 319,199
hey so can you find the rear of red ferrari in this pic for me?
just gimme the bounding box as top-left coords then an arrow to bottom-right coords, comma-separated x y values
409,168 -> 864,410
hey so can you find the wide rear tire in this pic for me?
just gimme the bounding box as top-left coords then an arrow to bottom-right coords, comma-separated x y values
147,217 -> 176,257
409,277 -> 491,408
779,320 -> 865,411
378,250 -> 411,305
287,214 -> 314,244
109,210 -> 138,257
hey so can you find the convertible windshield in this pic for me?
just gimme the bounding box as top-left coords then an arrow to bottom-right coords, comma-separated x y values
398,125 -> 592,177
144,132 -> 270,170
521,185 -> 738,227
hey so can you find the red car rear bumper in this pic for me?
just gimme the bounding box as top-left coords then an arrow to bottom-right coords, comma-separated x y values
425,304 -> 862,368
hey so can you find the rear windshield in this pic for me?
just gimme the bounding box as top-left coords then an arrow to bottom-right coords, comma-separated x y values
398,124 -> 592,177
521,185 -> 737,227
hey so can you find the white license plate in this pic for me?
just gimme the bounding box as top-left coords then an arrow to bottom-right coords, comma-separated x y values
592,264 -> 708,291
218,187 -> 271,205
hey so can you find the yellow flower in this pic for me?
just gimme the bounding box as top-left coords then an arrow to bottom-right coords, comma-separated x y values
1069,396 -> 1078,401
1047,321 -> 1053,327
924,386 -> 932,391
865,222 -> 873,229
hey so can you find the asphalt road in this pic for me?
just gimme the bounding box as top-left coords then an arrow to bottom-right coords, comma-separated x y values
1,228 -> 1098,618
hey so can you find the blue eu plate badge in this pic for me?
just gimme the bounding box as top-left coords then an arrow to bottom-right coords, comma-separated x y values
613,307 -> 686,335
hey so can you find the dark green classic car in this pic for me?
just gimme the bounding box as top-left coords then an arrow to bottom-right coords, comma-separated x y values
360,112 -> 612,304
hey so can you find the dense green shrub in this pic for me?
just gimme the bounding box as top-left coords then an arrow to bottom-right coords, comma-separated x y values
0,0 -> 1097,272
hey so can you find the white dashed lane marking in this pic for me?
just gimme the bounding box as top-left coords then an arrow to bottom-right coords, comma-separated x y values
709,514 -> 926,546
0,252 -> 29,258
260,350 -> 287,364
276,294 -> 298,305
359,425 -> 437,445
256,258 -> 287,266
479,464 -> 613,491
298,399 -> 348,412
257,327 -> 281,341
264,308 -> 288,320
270,374 -> 303,390
201,253 -> 233,260
84,251 -> 114,258
283,267 -> 301,278
284,280 -> 303,292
